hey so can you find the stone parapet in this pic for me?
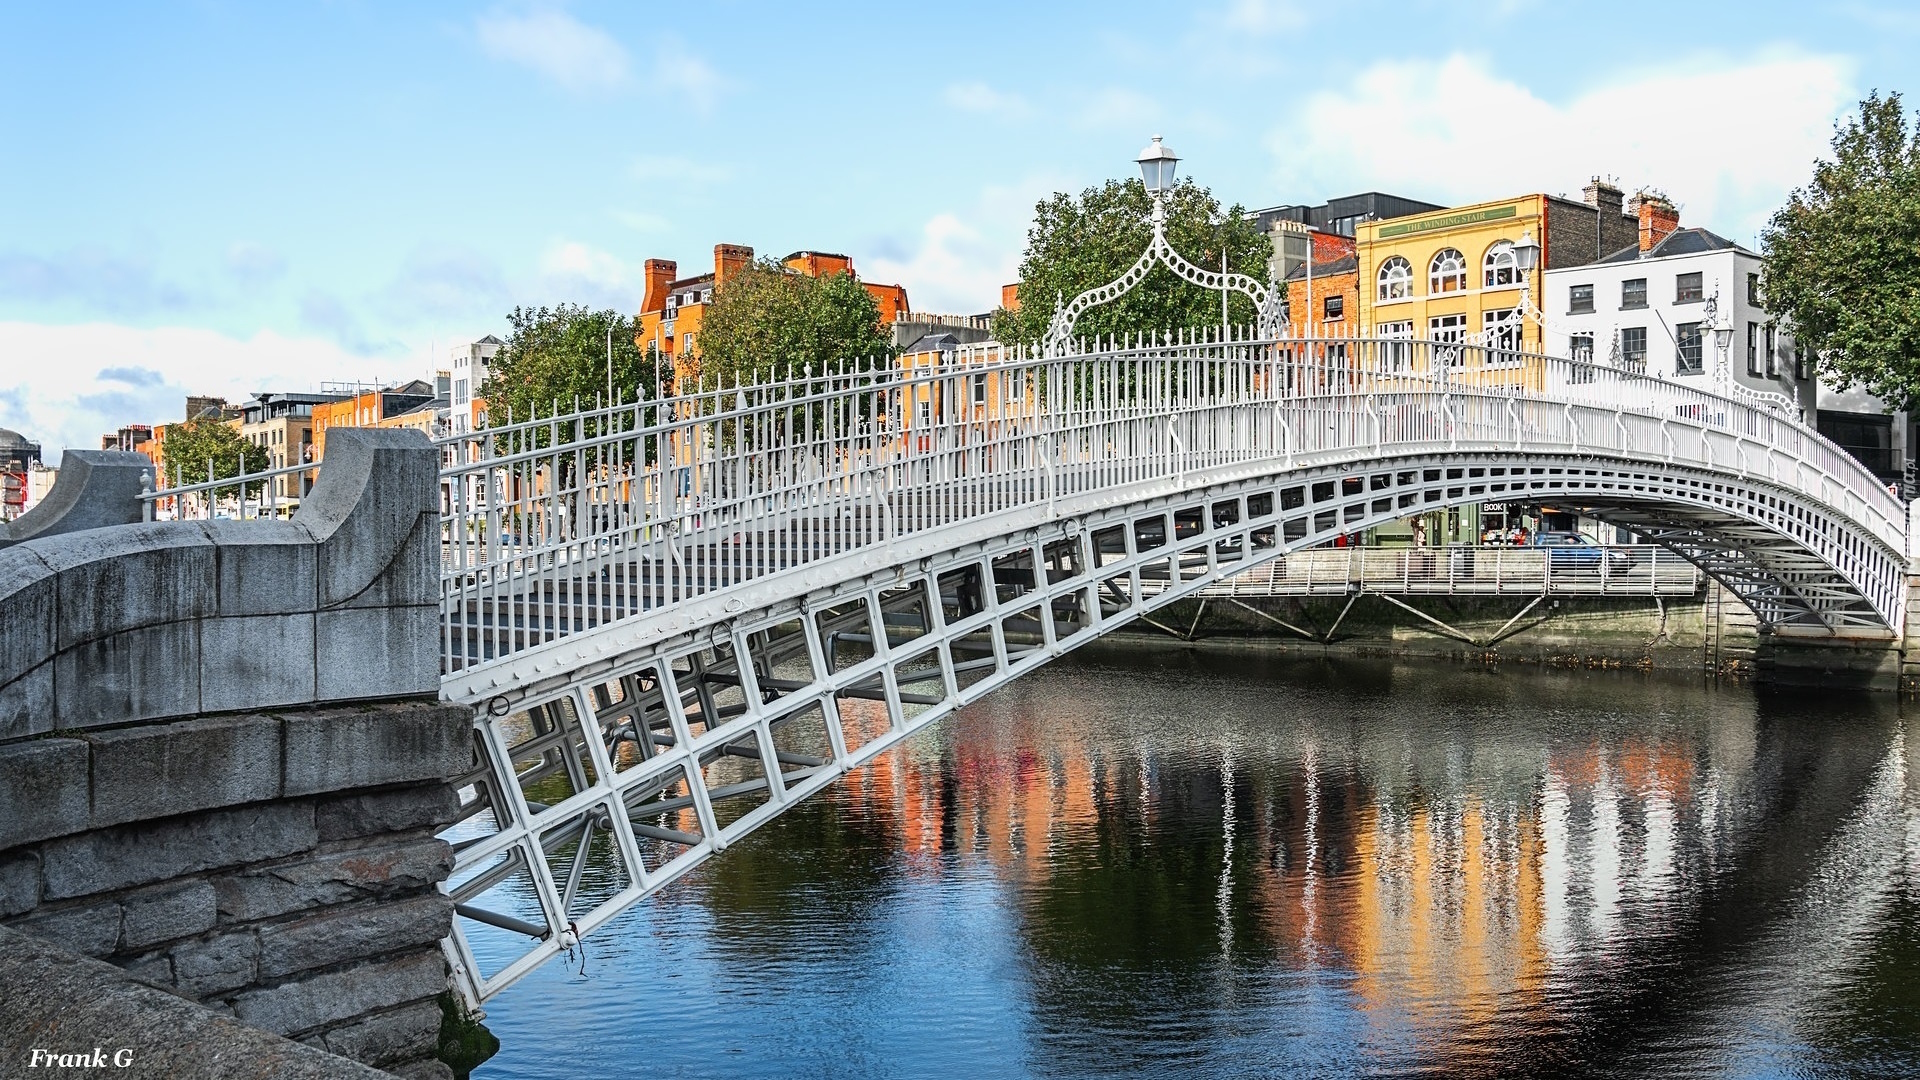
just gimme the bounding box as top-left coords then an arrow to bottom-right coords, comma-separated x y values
0,427 -> 478,1078
0,428 -> 439,740
0,449 -> 153,550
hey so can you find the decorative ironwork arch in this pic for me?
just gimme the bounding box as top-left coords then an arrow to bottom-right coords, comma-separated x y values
1043,199 -> 1282,356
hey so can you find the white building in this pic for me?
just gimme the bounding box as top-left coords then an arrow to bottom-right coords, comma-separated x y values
1543,215 -> 1908,493
447,335 -> 504,435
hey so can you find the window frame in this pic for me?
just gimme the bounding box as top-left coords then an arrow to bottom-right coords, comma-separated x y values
1482,241 -> 1519,288
1675,271 -> 1704,304
1377,256 -> 1413,301
1429,312 -> 1468,366
1568,283 -> 1595,314
1377,320 -> 1413,371
1481,308 -> 1521,364
1429,248 -> 1468,294
1570,334 -> 1596,381
1621,278 -> 1648,310
1620,327 -> 1648,371
1676,321 -> 1704,375
1323,294 -> 1345,320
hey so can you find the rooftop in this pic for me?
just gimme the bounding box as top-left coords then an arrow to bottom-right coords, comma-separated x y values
1596,227 -> 1754,264
1282,254 -> 1359,281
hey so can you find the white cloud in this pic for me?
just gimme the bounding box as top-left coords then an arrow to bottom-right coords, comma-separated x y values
1266,50 -> 1855,243
943,82 -> 1031,119
0,322 -> 406,466
651,45 -> 728,114
474,9 -> 630,93
225,242 -> 287,281
864,177 -> 1070,315
541,241 -> 630,288
538,241 -> 641,312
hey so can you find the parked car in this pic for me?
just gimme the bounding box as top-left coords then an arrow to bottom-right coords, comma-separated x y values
1533,531 -> 1635,572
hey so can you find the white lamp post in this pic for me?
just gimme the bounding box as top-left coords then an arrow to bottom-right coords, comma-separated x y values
1042,136 -> 1283,356
1703,287 -> 1733,389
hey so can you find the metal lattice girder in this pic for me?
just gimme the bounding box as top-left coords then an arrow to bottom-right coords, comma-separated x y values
441,444 -> 1909,1001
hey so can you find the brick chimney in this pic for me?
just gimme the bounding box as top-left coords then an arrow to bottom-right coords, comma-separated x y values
1582,178 -> 1624,216
641,259 -> 676,314
1001,283 -> 1021,312
1629,193 -> 1679,253
714,244 -> 753,289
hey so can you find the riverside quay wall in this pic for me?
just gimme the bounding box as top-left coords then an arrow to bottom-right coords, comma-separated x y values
0,429 -> 472,1080
1129,578 -> 1920,692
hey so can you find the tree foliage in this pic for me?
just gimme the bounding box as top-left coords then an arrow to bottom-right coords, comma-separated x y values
160,417 -> 268,493
481,305 -> 665,427
991,178 -> 1272,348
695,259 -> 893,387
1762,91 -> 1920,408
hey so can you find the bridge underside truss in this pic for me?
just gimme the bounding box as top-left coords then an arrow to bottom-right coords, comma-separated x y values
441,447 -> 1905,1001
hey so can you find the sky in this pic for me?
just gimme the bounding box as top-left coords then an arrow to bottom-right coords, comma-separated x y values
3,1 -> 1917,462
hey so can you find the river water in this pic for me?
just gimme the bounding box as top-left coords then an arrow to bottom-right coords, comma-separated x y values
475,645 -> 1920,1079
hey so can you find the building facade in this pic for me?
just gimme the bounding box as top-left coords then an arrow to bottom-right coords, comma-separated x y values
237,392 -> 351,506
1281,254 -> 1359,338
311,380 -> 438,460
448,335 -> 504,435
1356,182 -> 1642,357
635,244 -> 910,384
1542,201 -> 1909,492
1252,192 -> 1442,286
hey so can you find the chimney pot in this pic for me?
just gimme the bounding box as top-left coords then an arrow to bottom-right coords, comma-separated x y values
1582,178 -> 1625,216
642,259 -> 677,314
1629,194 -> 1680,253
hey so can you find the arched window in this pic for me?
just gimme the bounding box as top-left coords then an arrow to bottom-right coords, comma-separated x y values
1377,256 -> 1412,301
1429,248 -> 1467,293
1483,241 -> 1518,288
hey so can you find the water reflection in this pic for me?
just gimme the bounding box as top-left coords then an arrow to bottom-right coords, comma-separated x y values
479,646 -> 1919,1080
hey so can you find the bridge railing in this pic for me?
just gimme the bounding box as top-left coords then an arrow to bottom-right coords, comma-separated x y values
135,329 -> 1904,670
1199,545 -> 1702,598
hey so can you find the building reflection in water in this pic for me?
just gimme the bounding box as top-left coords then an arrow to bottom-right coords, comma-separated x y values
729,648 -> 1906,1069
480,646 -> 1917,1079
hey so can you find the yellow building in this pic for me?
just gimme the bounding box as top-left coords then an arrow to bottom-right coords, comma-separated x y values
1356,182 -> 1641,369
893,334 -> 1033,446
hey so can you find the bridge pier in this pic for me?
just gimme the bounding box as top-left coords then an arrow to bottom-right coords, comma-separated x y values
0,430 -> 477,1079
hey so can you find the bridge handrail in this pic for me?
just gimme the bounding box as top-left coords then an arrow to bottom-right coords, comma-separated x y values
132,330 -> 1906,669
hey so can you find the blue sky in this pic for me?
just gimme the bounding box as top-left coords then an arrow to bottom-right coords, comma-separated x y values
3,1 -> 1917,459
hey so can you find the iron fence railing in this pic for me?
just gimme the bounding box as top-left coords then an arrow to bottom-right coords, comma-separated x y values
136,329 -> 1908,673
1198,545 -> 1701,597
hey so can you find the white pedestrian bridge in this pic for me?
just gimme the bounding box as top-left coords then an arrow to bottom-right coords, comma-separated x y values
156,332 -> 1911,1000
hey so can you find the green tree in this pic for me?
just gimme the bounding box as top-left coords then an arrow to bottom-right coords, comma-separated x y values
695,258 -> 893,388
160,417 -> 268,493
992,177 -> 1272,349
1762,91 -> 1920,408
481,304 -> 666,429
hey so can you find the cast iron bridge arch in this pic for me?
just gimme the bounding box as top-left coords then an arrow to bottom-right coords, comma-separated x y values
302,332 -> 1907,1001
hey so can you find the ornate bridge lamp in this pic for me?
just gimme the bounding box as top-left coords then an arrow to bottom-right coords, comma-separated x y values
1702,288 -> 1735,389
1041,136 -> 1284,357
1480,228 -> 1541,357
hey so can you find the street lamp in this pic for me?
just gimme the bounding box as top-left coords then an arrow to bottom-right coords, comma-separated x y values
1043,137 -> 1282,356
1511,228 -> 1540,275
1136,136 -> 1180,195
1703,287 -> 1734,389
